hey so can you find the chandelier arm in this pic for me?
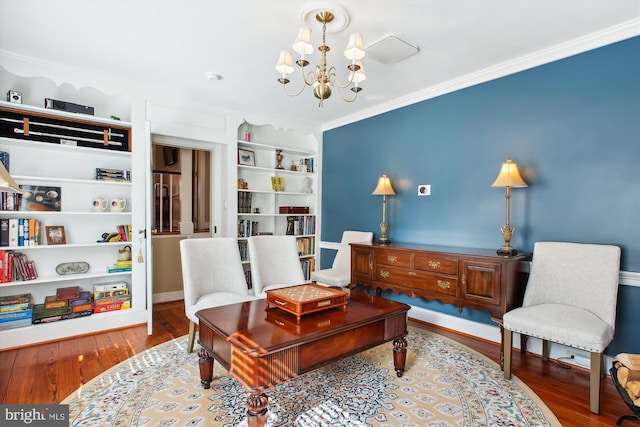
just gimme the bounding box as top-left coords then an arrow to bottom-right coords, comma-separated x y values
279,79 -> 310,98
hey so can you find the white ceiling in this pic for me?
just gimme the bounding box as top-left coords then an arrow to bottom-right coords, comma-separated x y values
1,0 -> 638,130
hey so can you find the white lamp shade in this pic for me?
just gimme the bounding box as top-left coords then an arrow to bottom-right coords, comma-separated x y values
349,60 -> 367,83
275,50 -> 294,74
491,158 -> 528,188
372,174 -> 396,195
344,33 -> 365,60
292,28 -> 313,55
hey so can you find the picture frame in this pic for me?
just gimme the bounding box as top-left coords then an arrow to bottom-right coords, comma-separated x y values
46,226 -> 66,245
238,148 -> 255,166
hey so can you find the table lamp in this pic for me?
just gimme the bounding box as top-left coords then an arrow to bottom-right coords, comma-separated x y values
491,158 -> 527,255
372,174 -> 396,245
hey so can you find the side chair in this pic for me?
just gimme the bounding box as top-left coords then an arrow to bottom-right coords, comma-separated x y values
502,241 -> 621,414
179,237 -> 258,353
247,235 -> 307,297
311,230 -> 373,287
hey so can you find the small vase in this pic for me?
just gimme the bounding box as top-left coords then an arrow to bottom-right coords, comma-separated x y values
275,150 -> 284,170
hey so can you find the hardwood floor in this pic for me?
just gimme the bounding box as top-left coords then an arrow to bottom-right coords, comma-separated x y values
0,300 -> 631,426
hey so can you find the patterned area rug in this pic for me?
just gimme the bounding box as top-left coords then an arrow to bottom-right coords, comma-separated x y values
62,327 -> 560,426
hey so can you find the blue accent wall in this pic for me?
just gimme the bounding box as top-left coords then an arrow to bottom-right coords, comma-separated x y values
321,37 -> 640,355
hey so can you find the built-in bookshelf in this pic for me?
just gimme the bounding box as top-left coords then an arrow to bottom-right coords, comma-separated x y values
0,101 -> 144,349
236,122 -> 319,283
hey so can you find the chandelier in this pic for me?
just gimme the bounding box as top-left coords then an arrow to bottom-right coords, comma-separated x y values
275,9 -> 366,107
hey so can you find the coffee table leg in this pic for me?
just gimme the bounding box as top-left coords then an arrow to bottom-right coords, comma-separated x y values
246,391 -> 268,427
393,336 -> 407,377
198,348 -> 214,389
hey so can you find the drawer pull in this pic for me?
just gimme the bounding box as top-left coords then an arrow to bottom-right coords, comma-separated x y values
408,271 -> 417,276
428,260 -> 441,269
387,255 -> 398,263
380,270 -> 390,278
437,280 -> 451,289
275,299 -> 287,306
461,274 -> 466,285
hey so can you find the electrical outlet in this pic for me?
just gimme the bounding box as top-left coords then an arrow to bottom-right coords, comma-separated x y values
418,184 -> 431,196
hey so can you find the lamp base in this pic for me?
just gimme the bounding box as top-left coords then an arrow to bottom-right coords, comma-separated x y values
377,238 -> 391,246
496,247 -> 519,256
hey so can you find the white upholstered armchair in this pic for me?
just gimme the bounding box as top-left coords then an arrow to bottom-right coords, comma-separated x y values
311,230 -> 373,287
179,237 -> 258,353
502,241 -> 621,414
248,235 -> 307,297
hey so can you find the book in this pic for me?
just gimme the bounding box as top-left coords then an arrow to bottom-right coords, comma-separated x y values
8,219 -> 18,246
56,286 -> 80,300
94,288 -> 129,300
93,295 -> 130,307
44,295 -> 69,310
0,301 -> 31,312
0,218 -> 8,246
0,307 -> 33,323
0,317 -> 32,330
0,293 -> 31,306
93,281 -> 127,292
93,297 -> 131,313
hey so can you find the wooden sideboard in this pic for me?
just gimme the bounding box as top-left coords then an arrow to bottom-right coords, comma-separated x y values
350,243 -> 529,321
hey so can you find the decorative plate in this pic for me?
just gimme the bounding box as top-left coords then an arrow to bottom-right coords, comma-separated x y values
55,261 -> 90,275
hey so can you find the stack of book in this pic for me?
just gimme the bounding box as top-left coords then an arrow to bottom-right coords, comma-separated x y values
0,293 -> 33,330
107,259 -> 132,273
32,286 -> 93,324
93,281 -> 131,313
94,168 -> 131,182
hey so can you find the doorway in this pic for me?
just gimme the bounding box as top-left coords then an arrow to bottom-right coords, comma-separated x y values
150,140 -> 215,303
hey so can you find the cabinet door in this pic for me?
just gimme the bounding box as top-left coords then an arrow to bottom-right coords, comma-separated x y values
460,260 -> 501,306
351,246 -> 373,283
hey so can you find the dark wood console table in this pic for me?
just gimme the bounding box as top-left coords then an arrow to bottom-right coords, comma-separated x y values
350,243 -> 529,365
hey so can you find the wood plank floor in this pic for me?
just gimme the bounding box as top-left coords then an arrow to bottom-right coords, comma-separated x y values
0,300 -> 631,426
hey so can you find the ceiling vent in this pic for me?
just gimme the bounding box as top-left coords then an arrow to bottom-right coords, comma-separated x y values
365,34 -> 419,64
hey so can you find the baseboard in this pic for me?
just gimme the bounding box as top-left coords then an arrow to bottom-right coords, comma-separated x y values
153,291 -> 184,304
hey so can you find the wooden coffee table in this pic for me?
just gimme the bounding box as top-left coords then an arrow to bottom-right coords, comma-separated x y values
196,289 -> 410,427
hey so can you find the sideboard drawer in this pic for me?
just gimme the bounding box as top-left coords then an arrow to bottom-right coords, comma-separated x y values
413,253 -> 458,275
375,251 -> 411,268
374,266 -> 458,296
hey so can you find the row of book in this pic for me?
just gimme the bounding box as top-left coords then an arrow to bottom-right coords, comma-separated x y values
0,282 -> 132,330
292,157 -> 315,173
285,215 -> 316,236
0,218 -> 42,247
95,167 -> 131,182
0,192 -> 22,211
238,219 -> 259,238
296,236 -> 315,256
116,224 -> 132,242
0,251 -> 37,283
300,258 -> 315,281
238,191 -> 253,213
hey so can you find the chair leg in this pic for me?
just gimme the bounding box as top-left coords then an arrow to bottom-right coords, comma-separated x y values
590,352 -> 602,414
187,321 -> 196,353
541,339 -> 550,361
503,328 -> 513,380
